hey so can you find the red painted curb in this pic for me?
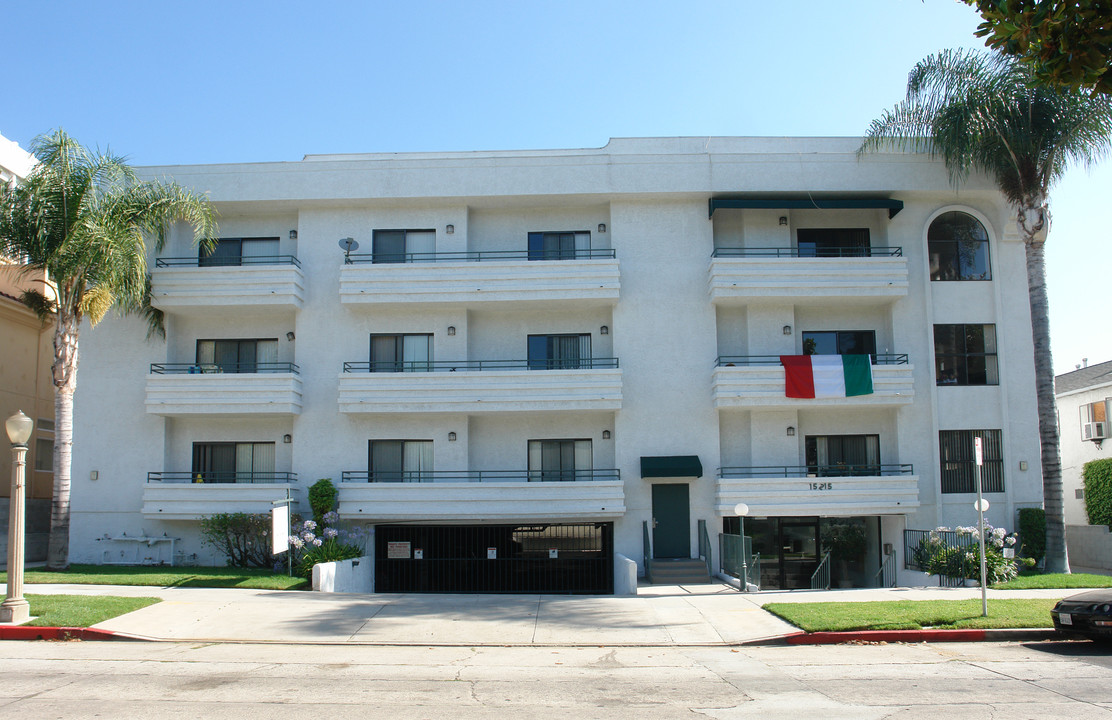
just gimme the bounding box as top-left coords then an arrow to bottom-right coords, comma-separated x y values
787,629 -> 988,644
0,626 -> 131,641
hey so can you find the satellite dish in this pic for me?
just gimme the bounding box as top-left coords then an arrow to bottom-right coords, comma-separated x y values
338,238 -> 360,253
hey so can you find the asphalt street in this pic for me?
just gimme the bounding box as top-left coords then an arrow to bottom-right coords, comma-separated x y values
0,640 -> 1109,719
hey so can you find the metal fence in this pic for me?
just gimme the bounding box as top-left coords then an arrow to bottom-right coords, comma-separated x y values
147,471 -> 298,484
345,249 -> 616,264
340,469 -> 619,483
343,358 -> 619,372
155,255 -> 301,268
711,247 -> 903,258
716,354 -> 909,366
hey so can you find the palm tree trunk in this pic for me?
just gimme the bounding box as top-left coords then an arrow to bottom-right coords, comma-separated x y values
45,312 -> 78,570
1023,229 -> 1069,574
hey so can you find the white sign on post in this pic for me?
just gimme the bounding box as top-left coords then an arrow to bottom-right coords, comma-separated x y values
271,505 -> 290,556
974,436 -> 983,466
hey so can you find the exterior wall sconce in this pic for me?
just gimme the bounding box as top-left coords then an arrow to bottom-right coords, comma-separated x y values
779,216 -> 788,226
448,432 -> 457,442
289,230 -> 298,240
600,326 -> 609,335
447,326 -> 456,336
286,331 -> 295,341
602,430 -> 611,439
1019,460 -> 1028,471
283,434 -> 292,444
446,224 -> 454,234
598,223 -> 606,233
782,325 -> 792,335
786,426 -> 795,437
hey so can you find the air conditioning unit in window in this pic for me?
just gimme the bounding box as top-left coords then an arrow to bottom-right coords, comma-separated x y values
1083,422 -> 1108,441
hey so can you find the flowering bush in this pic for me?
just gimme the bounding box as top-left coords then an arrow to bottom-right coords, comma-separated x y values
200,513 -> 271,568
920,522 -> 1019,584
280,511 -> 367,578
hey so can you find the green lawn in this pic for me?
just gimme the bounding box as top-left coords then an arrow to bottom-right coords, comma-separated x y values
764,598 -> 1058,632
992,572 -> 1112,590
3,564 -> 309,590
25,594 -> 161,628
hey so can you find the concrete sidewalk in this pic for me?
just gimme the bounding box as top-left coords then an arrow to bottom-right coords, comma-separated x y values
16,582 -> 1069,646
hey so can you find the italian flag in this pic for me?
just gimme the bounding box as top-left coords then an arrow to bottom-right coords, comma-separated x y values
780,355 -> 874,398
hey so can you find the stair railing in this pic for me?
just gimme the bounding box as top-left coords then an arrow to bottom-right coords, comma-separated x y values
810,551 -> 832,590
874,551 -> 897,588
642,520 -> 652,583
697,519 -> 713,578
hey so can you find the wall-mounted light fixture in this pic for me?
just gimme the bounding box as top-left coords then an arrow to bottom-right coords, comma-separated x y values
90,470 -> 99,481
786,426 -> 796,437
600,326 -> 609,335
1019,460 -> 1028,471
598,223 -> 606,233
448,432 -> 457,442
447,326 -> 456,336
779,216 -> 788,226
782,325 -> 792,336
289,230 -> 298,240
446,224 -> 454,234
283,434 -> 292,444
602,430 -> 611,439
286,331 -> 295,341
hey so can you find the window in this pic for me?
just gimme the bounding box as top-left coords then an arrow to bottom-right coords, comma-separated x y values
1081,400 -> 1110,440
199,237 -> 280,267
940,429 -> 1004,493
528,439 -> 592,481
196,339 -> 279,373
805,435 -> 880,476
371,229 -> 435,263
527,231 -> 590,260
37,418 -> 55,432
369,440 -> 433,482
370,334 -> 432,372
934,324 -> 998,385
527,334 -> 591,370
928,211 -> 991,281
802,330 -> 876,359
192,442 -> 276,483
797,229 -> 870,257
34,438 -> 53,472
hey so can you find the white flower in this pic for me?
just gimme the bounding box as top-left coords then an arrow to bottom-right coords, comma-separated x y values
312,538 -> 323,547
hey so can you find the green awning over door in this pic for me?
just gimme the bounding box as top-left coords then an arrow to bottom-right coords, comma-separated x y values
640,455 -> 703,478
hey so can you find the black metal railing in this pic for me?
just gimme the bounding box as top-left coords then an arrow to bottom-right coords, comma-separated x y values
343,358 -> 619,373
715,354 -> 908,366
155,255 -> 301,268
147,471 -> 298,484
711,247 -> 903,258
903,528 -> 978,572
340,469 -> 620,483
718,464 -> 914,478
344,248 -> 616,264
150,362 -> 300,374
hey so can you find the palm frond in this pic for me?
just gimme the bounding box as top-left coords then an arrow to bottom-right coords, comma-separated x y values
19,289 -> 56,321
78,284 -> 115,326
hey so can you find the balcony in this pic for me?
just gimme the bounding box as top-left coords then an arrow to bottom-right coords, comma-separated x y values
338,358 -> 622,413
338,250 -> 620,306
336,469 -> 625,521
141,472 -> 299,520
708,248 -> 908,304
150,256 -> 305,311
712,355 -> 914,408
716,465 -> 919,516
146,363 -> 302,415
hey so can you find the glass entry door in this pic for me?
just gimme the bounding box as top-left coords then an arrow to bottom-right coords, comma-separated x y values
779,520 -> 820,589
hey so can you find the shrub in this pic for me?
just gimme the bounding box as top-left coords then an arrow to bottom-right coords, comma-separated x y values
1017,507 -> 1046,561
308,478 -> 338,526
1083,458 -> 1112,528
199,513 -> 271,568
918,522 -> 1020,584
281,511 -> 367,578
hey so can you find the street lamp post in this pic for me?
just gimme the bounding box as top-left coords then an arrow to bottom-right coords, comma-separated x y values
734,503 -> 749,592
2,410 -> 33,624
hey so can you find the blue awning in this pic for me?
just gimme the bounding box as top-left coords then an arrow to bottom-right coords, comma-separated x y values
640,455 -> 703,478
709,196 -> 904,219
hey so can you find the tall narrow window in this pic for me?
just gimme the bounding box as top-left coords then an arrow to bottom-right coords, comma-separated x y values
371,229 -> 436,263
939,429 -> 1004,493
369,440 -> 433,482
199,237 -> 280,267
934,324 -> 998,385
527,334 -> 591,370
527,231 -> 590,260
369,334 -> 432,372
528,439 -> 592,481
928,212 -> 991,281
805,435 -> 880,476
802,330 -> 877,359
797,229 -> 870,257
192,442 -> 276,483
197,339 -> 280,373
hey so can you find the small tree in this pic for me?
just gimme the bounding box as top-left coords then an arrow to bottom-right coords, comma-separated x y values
308,478 -> 338,525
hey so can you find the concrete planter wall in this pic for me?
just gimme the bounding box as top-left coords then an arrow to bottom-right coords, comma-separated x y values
312,555 -> 373,593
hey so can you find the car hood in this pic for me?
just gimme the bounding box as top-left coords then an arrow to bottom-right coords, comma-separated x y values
1059,589 -> 1112,604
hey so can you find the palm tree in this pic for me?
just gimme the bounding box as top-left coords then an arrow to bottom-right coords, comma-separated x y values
0,129 -> 216,569
861,49 -> 1112,574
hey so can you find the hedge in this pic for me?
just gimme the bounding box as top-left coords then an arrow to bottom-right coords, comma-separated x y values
1017,507 -> 1045,562
1083,458 -> 1112,529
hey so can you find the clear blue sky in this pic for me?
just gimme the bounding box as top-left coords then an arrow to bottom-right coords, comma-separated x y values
4,0 -> 1109,372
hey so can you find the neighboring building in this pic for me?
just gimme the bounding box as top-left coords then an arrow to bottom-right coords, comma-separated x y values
69,137 -> 1044,591
1055,359 -> 1112,526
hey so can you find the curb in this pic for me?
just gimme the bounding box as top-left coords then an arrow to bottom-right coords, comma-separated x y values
784,628 -> 1060,644
0,626 -> 148,642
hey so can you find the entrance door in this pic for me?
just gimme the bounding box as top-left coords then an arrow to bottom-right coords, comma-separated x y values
651,484 -> 690,559
779,519 -> 820,589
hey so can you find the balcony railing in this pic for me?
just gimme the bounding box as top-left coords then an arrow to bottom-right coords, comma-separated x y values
147,471 -> 298,484
718,465 -> 914,478
155,255 -> 302,268
712,247 -> 903,258
715,354 -> 908,366
340,469 -> 620,483
342,358 -> 619,372
150,362 -> 300,374
344,249 -> 616,264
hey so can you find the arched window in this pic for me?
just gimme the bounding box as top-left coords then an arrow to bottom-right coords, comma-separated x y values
928,211 -> 991,281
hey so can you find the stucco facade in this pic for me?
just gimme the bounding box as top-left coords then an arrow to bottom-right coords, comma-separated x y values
1055,360 -> 1112,526
69,137 -> 1044,590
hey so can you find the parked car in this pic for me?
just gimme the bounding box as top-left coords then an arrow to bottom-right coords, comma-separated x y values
1050,589 -> 1112,641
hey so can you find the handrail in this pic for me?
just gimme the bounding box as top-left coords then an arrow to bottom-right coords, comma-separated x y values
716,354 -> 909,366
697,520 -> 712,578
150,362 -> 300,375
719,464 -> 914,478
874,551 -> 897,588
343,358 -> 619,372
643,521 -> 653,583
749,553 -> 761,591
339,469 -> 620,483
811,551 -> 832,590
345,248 -> 616,264
712,247 -> 903,258
147,471 -> 298,484
155,255 -> 301,268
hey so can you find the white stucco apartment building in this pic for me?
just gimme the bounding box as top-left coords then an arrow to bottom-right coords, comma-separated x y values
69,137 -> 1044,592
